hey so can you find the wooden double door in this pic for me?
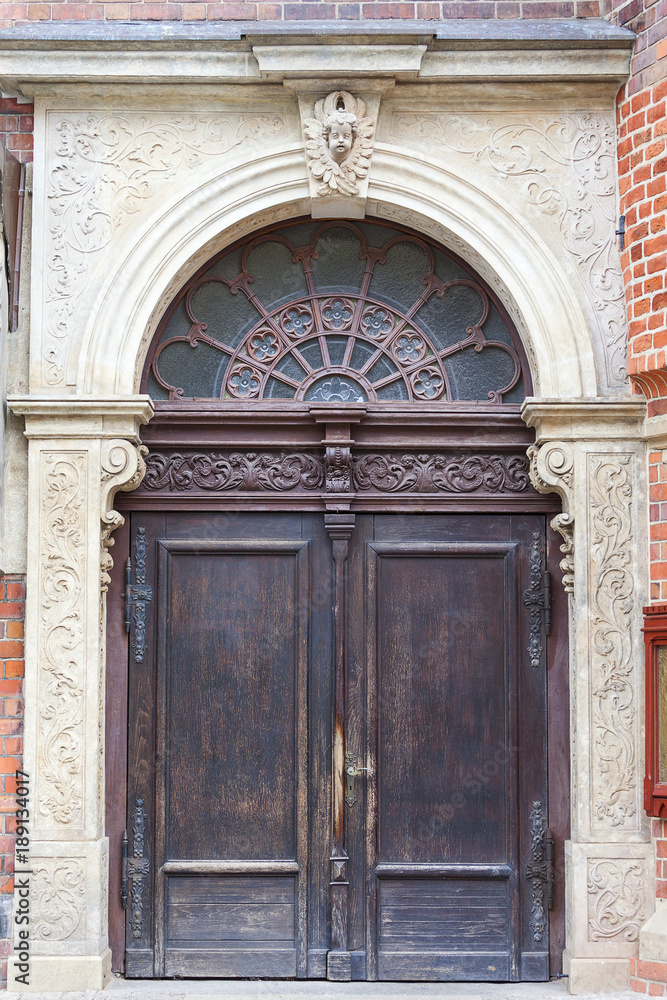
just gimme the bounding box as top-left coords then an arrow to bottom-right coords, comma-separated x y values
125,510 -> 551,982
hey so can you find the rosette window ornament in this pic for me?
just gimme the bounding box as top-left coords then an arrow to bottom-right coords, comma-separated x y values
145,218 -> 529,404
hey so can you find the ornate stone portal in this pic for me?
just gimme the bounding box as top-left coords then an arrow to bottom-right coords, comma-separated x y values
1,20 -> 650,995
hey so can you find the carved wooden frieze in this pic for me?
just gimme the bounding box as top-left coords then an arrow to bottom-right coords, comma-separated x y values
136,449 -> 539,501
142,451 -> 325,493
352,452 -> 531,494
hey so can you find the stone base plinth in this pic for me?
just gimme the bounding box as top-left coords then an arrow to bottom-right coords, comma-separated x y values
7,948 -> 112,992
563,952 -> 631,994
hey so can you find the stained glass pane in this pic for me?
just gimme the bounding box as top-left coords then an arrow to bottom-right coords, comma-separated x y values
445,345 -> 518,402
146,217 -> 529,404
244,240 -> 309,309
367,241 -> 432,314
325,336 -> 350,367
310,227 -> 366,293
189,281 -> 260,350
155,341 -> 230,399
305,375 -> 367,403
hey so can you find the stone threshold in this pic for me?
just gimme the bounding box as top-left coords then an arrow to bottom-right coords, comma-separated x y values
7,979 -> 637,1000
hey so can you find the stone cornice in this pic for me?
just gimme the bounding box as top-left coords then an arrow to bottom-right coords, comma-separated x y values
0,19 -> 633,95
8,395 -> 154,439
522,397 -> 647,442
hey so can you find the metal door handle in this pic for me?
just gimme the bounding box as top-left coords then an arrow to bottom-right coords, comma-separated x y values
345,753 -> 373,806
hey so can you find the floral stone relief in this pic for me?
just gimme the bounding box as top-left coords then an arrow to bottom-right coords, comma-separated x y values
388,112 -> 627,391
43,111 -> 288,388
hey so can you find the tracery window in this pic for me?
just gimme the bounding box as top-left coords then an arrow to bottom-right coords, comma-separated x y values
144,219 -> 530,404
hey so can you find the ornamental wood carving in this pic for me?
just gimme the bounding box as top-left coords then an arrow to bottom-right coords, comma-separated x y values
136,449 -> 539,501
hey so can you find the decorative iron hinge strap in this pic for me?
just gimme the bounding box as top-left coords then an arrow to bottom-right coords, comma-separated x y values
523,531 -> 551,668
125,526 -> 152,663
526,801 -> 554,945
126,798 -> 150,940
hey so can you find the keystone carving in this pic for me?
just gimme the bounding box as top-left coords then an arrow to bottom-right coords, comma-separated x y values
304,91 -> 374,197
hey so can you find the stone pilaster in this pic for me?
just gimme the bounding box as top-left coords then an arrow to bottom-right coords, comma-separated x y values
4,397 -> 152,993
523,398 -> 653,995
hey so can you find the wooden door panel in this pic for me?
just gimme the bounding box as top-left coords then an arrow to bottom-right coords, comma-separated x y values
127,517 -> 314,980
357,516 -> 548,983
377,878 -> 511,980
373,544 -> 514,865
160,542 -> 304,861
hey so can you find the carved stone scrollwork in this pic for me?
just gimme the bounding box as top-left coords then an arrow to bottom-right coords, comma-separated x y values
527,442 -> 575,595
32,860 -> 86,942
587,859 -> 648,942
100,440 -> 148,592
588,454 -> 637,830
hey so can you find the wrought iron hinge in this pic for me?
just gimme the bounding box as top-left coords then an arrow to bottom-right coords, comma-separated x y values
526,802 -> 554,944
125,526 -> 152,663
121,830 -> 128,909
523,531 -> 551,668
126,799 -> 150,940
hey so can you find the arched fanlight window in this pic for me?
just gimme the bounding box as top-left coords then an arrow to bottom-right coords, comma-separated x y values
143,218 -> 531,404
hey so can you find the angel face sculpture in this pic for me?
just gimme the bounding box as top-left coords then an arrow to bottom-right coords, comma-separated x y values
323,111 -> 357,164
305,91 -> 374,198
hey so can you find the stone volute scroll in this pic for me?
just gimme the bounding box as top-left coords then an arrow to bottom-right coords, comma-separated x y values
294,86 -> 381,219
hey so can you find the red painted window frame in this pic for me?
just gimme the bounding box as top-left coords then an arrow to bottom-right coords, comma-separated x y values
644,604 -> 667,817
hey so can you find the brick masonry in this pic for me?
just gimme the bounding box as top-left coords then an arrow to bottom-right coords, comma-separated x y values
0,98 -> 33,164
0,576 -> 24,985
0,0 -> 601,26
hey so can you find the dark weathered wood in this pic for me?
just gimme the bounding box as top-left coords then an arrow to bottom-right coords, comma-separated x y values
105,514 -> 130,974
123,509 -> 557,982
324,514 -> 355,981
547,521 -> 571,977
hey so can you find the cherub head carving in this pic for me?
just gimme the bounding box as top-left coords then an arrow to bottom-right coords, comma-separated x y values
322,108 -> 358,164
304,91 -> 374,197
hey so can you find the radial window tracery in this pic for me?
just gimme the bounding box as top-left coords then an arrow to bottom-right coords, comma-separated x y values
145,219 -> 530,404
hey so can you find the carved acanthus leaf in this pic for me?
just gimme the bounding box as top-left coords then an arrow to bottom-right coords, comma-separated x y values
142,451 -> 324,493
45,112 -> 287,386
31,860 -> 86,941
354,452 -> 530,494
587,859 -> 648,942
389,113 -> 627,389
38,453 -> 86,826
551,512 -> 574,594
588,454 -> 637,830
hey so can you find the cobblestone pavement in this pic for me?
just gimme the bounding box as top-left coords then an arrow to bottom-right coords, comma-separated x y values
7,978 -> 637,1000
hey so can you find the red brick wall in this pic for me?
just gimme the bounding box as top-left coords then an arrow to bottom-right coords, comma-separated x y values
0,98 -> 33,164
0,0 -> 600,25
0,576 -> 24,985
